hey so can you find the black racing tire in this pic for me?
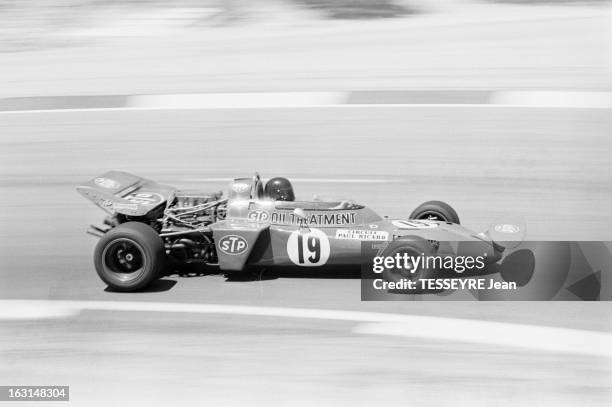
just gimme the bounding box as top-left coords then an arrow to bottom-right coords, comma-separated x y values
94,222 -> 166,292
409,200 -> 460,224
381,237 -> 435,293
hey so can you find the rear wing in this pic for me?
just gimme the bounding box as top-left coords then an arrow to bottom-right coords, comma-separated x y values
76,170 -> 175,217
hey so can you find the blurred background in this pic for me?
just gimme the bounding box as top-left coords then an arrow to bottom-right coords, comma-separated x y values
1,1 -> 612,407
1,0 -> 611,95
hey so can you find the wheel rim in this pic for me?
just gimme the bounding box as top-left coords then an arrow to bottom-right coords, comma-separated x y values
386,247 -> 422,280
416,211 -> 447,222
102,238 -> 147,282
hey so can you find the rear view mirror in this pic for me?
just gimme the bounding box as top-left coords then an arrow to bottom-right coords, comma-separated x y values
293,208 -> 307,220
486,216 -> 526,250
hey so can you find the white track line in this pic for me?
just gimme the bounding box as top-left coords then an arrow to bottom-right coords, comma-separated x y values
1,91 -> 612,114
353,321 -> 612,357
0,104 -> 501,115
1,300 -> 611,357
0,301 -> 79,320
491,91 -> 612,108
1,103 -> 611,115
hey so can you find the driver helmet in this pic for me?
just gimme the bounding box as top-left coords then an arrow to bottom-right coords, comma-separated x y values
264,177 -> 295,201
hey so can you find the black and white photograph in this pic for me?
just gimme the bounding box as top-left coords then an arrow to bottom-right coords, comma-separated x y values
1,0 -> 611,406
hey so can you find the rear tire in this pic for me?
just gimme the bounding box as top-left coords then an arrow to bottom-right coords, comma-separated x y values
410,200 -> 460,224
94,222 -> 166,292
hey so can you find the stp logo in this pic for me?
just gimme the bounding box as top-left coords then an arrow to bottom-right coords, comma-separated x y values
94,177 -> 120,189
248,209 -> 270,222
232,183 -> 250,193
218,235 -> 248,255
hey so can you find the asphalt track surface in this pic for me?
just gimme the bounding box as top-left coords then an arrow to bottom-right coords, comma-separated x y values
1,106 -> 612,406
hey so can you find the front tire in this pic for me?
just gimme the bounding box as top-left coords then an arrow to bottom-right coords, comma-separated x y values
94,222 -> 166,292
381,238 -> 436,294
410,200 -> 460,224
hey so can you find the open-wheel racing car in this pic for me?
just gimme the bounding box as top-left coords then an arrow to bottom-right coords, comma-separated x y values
77,171 -> 521,292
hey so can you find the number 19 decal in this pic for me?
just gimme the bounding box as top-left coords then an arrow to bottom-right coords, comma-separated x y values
287,228 -> 330,267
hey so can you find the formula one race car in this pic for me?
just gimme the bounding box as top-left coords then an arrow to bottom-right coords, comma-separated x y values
78,171 -> 519,292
